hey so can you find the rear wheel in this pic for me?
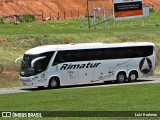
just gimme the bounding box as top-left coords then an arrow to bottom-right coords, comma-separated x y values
128,71 -> 138,82
48,77 -> 60,89
116,72 -> 126,83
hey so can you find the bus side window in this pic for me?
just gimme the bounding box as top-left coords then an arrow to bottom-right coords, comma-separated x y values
85,49 -> 102,61
143,46 -> 153,57
39,51 -> 54,69
53,51 -> 65,65
101,48 -> 113,60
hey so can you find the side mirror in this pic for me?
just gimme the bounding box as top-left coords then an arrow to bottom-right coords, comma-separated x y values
15,57 -> 23,64
31,56 -> 46,68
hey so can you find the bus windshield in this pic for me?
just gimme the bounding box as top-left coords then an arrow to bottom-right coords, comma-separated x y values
20,52 -> 54,77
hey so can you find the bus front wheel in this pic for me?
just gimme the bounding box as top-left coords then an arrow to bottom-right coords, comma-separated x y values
48,77 -> 60,89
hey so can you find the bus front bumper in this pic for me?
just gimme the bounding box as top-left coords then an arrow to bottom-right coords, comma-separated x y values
19,76 -> 36,86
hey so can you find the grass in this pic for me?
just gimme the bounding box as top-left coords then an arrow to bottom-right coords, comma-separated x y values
0,11 -> 160,88
0,84 -> 160,119
1,84 -> 159,111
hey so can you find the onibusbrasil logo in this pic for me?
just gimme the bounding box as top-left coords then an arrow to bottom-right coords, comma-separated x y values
1,112 -> 42,118
139,58 -> 152,74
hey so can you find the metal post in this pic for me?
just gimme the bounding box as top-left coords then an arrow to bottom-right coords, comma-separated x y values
64,11 -> 66,19
102,0 -> 106,27
71,10 -> 73,18
92,0 -> 96,29
130,19 -> 133,26
78,10 -> 80,18
50,12 -> 52,20
86,0 -> 90,29
114,20 -> 116,26
142,17 -> 144,25
58,12 -> 60,20
118,21 -> 120,26
42,12 -> 44,21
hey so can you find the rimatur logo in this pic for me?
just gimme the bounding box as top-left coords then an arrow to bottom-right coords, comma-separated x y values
139,58 -> 152,74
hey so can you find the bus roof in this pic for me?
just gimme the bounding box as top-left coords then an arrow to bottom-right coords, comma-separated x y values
25,42 -> 155,55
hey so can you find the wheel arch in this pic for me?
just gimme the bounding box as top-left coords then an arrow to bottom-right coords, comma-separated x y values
127,70 -> 139,78
114,70 -> 127,80
48,75 -> 61,86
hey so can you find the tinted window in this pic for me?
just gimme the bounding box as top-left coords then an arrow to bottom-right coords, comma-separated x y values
37,52 -> 54,71
53,46 -> 153,65
83,49 -> 101,61
53,49 -> 101,65
101,46 -> 153,59
20,51 -> 54,77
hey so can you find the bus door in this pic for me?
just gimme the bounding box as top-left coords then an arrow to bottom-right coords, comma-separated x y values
45,64 -> 60,86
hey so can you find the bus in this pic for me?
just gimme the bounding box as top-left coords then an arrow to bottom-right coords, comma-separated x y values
18,42 -> 155,88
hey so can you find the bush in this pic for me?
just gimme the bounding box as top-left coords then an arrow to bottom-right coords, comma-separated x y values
18,14 -> 35,23
0,17 -> 4,24
0,64 -> 4,73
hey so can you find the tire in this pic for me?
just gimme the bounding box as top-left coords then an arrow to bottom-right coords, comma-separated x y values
37,86 -> 44,89
103,81 -> 114,84
48,77 -> 60,89
128,71 -> 138,82
116,72 -> 126,83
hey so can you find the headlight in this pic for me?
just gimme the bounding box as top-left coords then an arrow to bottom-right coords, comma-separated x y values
20,71 -> 25,76
29,77 -> 33,81
29,76 -> 37,81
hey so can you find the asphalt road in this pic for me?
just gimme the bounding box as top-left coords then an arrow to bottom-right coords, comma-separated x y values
0,77 -> 160,95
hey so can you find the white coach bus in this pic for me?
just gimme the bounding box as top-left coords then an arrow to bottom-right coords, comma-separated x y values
19,42 -> 155,88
